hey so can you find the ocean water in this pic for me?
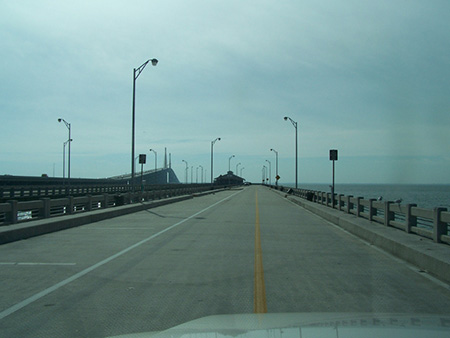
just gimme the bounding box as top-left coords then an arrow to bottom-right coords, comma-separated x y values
283,183 -> 450,210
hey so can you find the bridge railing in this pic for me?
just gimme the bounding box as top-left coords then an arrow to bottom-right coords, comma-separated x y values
0,184 -> 216,226
269,185 -> 450,245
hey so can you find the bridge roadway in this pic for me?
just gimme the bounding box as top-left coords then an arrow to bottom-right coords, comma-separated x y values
1,185 -> 450,337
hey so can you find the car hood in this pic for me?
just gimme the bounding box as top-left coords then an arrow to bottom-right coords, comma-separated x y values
109,313 -> 450,338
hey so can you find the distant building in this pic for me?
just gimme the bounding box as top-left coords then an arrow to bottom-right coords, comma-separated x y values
214,171 -> 244,186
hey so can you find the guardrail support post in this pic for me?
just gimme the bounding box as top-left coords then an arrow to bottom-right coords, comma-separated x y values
102,194 -> 109,209
86,195 -> 92,211
405,204 -> 417,233
7,200 -> 18,224
384,201 -> 394,227
42,198 -> 51,219
433,207 -> 447,243
356,197 -> 363,217
67,196 -> 74,214
368,199 -> 376,221
346,195 -> 353,214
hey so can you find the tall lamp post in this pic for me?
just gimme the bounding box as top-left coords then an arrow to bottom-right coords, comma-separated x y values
235,162 -> 241,174
210,137 -> 221,184
62,138 -> 72,181
182,160 -> 188,184
199,165 -> 204,183
228,155 -> 235,172
265,159 -> 271,185
131,58 -> 158,192
149,149 -> 157,171
58,118 -> 71,185
284,116 -> 298,188
270,148 -> 278,186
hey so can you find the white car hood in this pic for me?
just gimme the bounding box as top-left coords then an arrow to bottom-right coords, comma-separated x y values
109,313 -> 450,338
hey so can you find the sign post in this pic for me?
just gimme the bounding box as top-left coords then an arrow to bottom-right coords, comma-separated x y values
329,150 -> 338,208
139,154 -> 146,191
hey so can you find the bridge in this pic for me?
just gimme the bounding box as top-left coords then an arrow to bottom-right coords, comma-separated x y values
0,185 -> 449,337
0,168 -> 180,202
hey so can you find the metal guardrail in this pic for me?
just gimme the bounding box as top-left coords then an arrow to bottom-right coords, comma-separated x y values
269,185 -> 450,245
0,185 -> 218,226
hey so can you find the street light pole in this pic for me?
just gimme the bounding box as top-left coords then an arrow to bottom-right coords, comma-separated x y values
265,159 -> 271,185
182,160 -> 188,184
149,149 -> 157,171
131,58 -> 158,192
199,165 -> 204,183
284,116 -> 298,188
210,137 -> 221,184
235,162 -> 241,174
228,155 -> 235,172
270,148 -> 278,186
58,118 -> 71,187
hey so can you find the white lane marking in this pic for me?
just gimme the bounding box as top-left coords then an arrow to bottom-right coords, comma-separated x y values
0,262 -> 76,266
0,189 -> 243,320
83,228 -> 156,230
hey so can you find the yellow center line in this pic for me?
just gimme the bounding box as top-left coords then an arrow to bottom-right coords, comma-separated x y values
254,189 -> 267,313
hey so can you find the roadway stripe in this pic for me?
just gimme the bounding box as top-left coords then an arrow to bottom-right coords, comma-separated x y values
0,189 -> 243,320
254,189 -> 267,313
0,262 -> 76,266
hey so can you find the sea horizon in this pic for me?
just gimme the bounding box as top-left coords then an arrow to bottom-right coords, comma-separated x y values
278,183 -> 450,210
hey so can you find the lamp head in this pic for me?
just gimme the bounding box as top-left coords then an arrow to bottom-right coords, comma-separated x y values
58,118 -> 62,122
151,58 -> 158,66
284,116 -> 288,121
218,137 -> 221,141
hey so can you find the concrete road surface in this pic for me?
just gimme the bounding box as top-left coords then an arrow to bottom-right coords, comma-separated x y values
1,185 -> 449,337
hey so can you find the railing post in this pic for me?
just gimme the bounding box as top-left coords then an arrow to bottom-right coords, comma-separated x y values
42,198 -> 51,219
433,207 -> 447,243
67,196 -> 74,214
346,195 -> 353,214
405,204 -> 417,233
384,201 -> 394,227
86,195 -> 92,211
7,200 -> 18,224
102,194 -> 109,209
356,197 -> 363,217
368,199 -> 375,221
326,193 -> 330,207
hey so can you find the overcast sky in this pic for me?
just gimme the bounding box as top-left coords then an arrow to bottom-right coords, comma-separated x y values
1,0 -> 449,184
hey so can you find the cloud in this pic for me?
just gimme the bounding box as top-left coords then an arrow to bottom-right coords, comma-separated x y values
1,0 -> 449,183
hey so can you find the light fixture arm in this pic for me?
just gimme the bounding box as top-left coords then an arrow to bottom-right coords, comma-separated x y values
134,59 -> 158,80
